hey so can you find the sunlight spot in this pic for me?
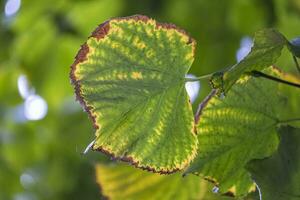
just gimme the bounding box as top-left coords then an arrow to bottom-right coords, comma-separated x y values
236,36 -> 253,62
185,74 -> 200,103
13,192 -> 37,200
4,0 -> 21,17
212,186 -> 219,193
24,95 -> 48,120
20,171 -> 36,189
15,74 -> 48,122
18,74 -> 34,99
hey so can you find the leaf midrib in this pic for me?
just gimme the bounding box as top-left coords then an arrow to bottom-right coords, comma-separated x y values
95,81 -> 185,144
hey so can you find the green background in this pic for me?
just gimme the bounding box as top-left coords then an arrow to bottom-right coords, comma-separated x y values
1,0 -> 300,199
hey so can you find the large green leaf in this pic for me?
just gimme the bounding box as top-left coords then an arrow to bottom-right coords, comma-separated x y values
247,126 -> 300,200
185,70 -> 284,196
210,29 -> 288,95
70,15 -> 198,173
95,163 -> 234,200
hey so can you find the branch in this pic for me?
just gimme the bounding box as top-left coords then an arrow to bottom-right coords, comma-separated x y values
250,70 -> 300,89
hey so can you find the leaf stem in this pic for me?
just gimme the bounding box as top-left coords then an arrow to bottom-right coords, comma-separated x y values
292,55 -> 300,74
184,73 -> 213,82
251,70 -> 300,88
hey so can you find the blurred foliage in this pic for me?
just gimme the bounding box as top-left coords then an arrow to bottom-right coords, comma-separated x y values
95,163 -> 236,200
0,0 -> 299,200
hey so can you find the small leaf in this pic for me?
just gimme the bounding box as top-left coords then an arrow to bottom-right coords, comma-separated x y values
247,126 -> 300,200
70,15 -> 198,173
186,69 -> 284,196
95,163 -> 234,200
210,29 -> 288,95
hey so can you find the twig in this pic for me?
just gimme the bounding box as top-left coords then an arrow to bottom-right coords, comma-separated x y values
251,70 -> 300,88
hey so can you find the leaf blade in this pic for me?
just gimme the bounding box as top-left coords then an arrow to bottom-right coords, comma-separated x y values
70,15 -> 198,173
186,69 -> 284,196
95,163 -> 234,200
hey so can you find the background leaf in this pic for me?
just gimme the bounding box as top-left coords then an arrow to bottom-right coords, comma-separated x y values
70,15 -> 198,173
95,163 -> 235,200
186,69 -> 284,196
247,126 -> 300,200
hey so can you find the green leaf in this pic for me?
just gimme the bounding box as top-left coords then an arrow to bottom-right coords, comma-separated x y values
247,126 -> 300,200
185,69 -> 284,196
70,15 -> 198,173
210,29 -> 288,95
95,163 -> 234,200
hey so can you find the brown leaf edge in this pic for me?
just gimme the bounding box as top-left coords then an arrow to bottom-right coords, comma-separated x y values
70,14 -> 197,174
192,89 -> 240,197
